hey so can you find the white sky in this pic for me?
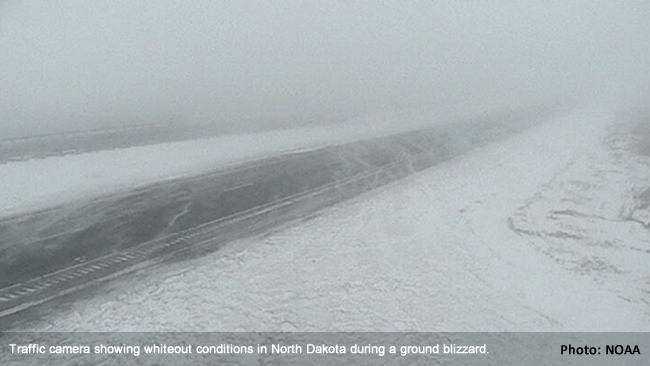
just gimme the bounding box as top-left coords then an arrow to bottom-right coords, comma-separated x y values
1,0 -> 649,137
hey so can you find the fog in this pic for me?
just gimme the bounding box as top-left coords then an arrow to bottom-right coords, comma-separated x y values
1,0 -> 649,138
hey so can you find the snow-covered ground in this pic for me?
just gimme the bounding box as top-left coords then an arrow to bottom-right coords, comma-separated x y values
0,105 -> 526,218
17,107 -> 649,331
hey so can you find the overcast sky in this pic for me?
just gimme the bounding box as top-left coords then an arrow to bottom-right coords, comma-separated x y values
1,0 -> 649,137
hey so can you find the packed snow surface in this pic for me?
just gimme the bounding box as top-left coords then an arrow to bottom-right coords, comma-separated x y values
20,108 -> 650,331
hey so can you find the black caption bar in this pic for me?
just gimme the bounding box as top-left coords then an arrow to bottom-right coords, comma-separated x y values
0,332 -> 648,366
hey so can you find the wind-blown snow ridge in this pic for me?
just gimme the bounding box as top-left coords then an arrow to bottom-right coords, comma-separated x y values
508,113 -> 650,307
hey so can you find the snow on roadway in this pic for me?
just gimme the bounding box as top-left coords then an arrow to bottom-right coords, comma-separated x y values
19,107 -> 649,331
0,105 -> 512,219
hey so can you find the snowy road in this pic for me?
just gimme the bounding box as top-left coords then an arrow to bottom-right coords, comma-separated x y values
0,111 -> 544,327
5,107 -> 644,333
